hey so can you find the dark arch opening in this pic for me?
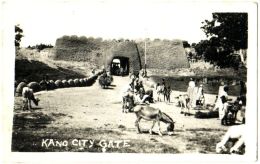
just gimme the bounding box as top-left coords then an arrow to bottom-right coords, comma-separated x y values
110,56 -> 129,76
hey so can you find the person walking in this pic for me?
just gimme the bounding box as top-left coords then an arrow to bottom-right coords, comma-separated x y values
239,81 -> 247,96
196,84 -> 204,106
215,85 -> 229,121
166,86 -> 172,103
187,78 -> 196,108
156,83 -> 162,102
219,96 -> 229,125
213,82 -> 227,111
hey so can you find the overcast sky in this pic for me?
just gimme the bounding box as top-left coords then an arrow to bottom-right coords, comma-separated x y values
4,0 -> 252,47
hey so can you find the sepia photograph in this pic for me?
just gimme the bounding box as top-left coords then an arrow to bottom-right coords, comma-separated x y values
0,0 -> 258,163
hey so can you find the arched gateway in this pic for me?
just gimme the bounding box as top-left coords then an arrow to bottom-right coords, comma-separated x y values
104,39 -> 189,76
105,41 -> 142,76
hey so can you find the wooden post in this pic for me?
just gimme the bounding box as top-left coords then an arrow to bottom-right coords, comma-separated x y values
144,41 -> 147,77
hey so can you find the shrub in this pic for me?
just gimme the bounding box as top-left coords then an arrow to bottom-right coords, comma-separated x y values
55,80 -> 63,88
68,79 -> 75,87
27,82 -> 41,92
79,79 -> 85,86
73,79 -> 80,87
85,78 -> 92,86
39,80 -> 48,90
49,80 -> 56,90
83,78 -> 88,84
87,76 -> 96,86
15,81 -> 18,88
62,80 -> 69,88
16,82 -> 27,94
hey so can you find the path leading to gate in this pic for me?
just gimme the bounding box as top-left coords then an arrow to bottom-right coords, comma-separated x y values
31,76 -> 135,130
31,76 -> 231,131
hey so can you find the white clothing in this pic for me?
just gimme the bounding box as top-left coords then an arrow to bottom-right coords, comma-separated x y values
188,81 -> 195,88
134,94 -> 149,103
196,87 -> 203,100
214,85 -> 228,111
219,102 -> 228,120
156,85 -> 162,94
218,86 -> 225,97
122,85 -> 132,97
191,87 -> 198,108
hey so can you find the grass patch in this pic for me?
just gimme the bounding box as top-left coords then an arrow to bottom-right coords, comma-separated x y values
184,129 -> 226,153
12,112 -> 55,130
12,127 -> 180,153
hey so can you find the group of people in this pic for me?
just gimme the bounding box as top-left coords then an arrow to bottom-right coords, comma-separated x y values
122,74 -> 174,113
213,82 -> 230,124
122,74 -> 154,112
213,81 -> 246,125
184,77 -> 247,126
111,64 -> 128,76
186,78 -> 205,109
215,81 -> 246,154
185,78 -> 246,125
156,79 -> 172,103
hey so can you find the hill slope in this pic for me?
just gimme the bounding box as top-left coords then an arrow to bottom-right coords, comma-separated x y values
15,48 -> 95,83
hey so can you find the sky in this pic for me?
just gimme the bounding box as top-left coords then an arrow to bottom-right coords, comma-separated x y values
4,0 -> 252,47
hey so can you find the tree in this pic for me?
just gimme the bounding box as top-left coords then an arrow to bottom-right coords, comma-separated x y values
194,40 -> 210,57
201,13 -> 247,50
200,13 -> 248,68
182,40 -> 190,48
191,43 -> 196,47
15,25 -> 23,49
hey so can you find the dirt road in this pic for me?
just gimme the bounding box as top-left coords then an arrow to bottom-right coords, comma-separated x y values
13,76 -> 238,153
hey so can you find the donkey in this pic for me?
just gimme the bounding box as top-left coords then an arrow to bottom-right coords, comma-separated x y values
99,75 -> 113,89
22,87 -> 40,110
133,105 -> 175,136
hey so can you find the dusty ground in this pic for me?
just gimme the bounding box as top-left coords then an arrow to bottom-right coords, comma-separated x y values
12,76 -> 243,153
